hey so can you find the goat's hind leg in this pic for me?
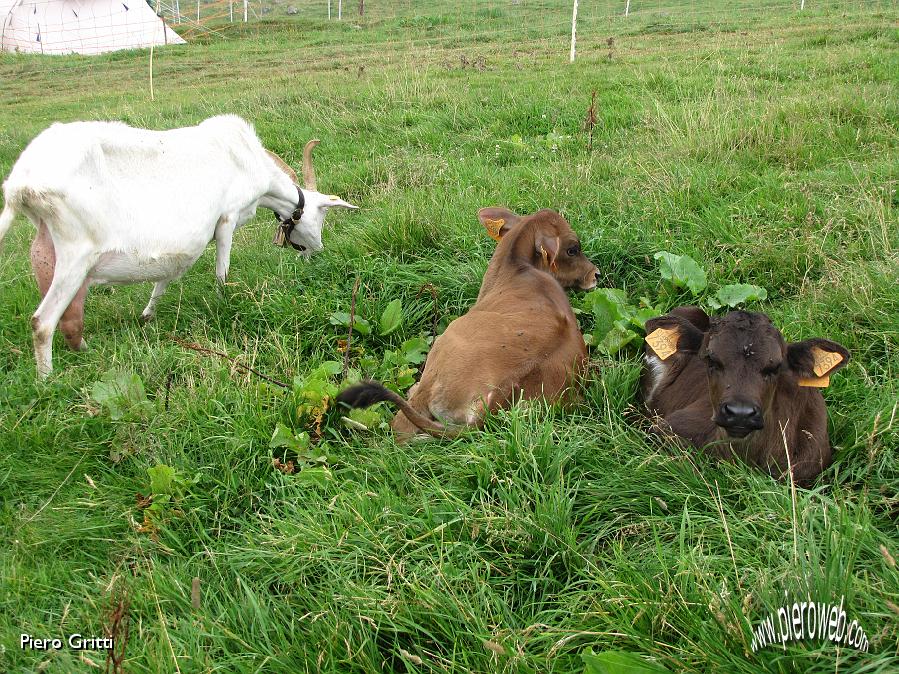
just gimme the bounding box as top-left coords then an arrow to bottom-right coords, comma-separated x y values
31,245 -> 94,378
31,223 -> 90,353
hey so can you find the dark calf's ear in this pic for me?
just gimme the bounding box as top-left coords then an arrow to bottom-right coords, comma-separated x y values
644,312 -> 705,361
788,338 -> 850,387
478,207 -> 521,241
668,305 -> 710,332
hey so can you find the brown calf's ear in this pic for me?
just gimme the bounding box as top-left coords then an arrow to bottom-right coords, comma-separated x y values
535,234 -> 560,272
787,338 -> 850,387
644,313 -> 705,361
478,207 -> 521,241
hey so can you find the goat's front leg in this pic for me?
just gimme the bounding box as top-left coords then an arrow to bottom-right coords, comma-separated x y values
214,215 -> 236,285
31,247 -> 94,378
140,280 -> 171,323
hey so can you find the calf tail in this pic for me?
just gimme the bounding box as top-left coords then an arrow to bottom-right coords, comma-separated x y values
336,381 -> 464,439
0,202 -> 15,248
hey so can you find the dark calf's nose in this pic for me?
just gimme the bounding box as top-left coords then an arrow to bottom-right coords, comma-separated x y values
594,272 -> 601,281
719,401 -> 763,428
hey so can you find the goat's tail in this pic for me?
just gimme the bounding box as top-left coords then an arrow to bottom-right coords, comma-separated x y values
0,202 -> 15,248
335,381 -> 464,439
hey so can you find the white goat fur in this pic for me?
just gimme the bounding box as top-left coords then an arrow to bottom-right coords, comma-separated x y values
0,114 -> 357,377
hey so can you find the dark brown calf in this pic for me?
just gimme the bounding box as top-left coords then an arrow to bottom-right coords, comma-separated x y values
337,207 -> 599,441
641,307 -> 849,486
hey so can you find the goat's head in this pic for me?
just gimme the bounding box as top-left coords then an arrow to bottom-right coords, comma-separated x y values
269,140 -> 358,256
645,308 -> 850,439
477,206 -> 599,290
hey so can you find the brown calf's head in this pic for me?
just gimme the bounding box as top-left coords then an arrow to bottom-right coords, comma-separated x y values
646,308 -> 849,439
477,207 -> 599,290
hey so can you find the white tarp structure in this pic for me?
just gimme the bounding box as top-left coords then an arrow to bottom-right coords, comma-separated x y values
0,0 -> 184,55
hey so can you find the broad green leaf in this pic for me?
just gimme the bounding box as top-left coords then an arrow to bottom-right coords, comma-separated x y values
583,288 -> 638,351
346,407 -> 383,430
582,648 -> 672,674
294,467 -> 333,488
379,299 -> 403,336
91,369 -> 151,420
315,360 -> 344,377
401,337 -> 430,365
714,283 -> 768,308
631,307 -> 659,330
147,464 -> 176,496
598,324 -> 641,354
270,423 -> 310,451
329,312 -> 371,335
654,251 -> 708,295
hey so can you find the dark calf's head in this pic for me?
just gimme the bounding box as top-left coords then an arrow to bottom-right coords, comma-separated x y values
646,308 -> 849,440
477,207 -> 599,290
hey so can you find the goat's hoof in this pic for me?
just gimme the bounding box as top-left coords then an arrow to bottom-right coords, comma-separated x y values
139,312 -> 154,325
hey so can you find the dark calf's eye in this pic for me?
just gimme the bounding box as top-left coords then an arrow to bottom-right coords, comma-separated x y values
706,356 -> 723,372
762,364 -> 781,378
567,245 -> 580,257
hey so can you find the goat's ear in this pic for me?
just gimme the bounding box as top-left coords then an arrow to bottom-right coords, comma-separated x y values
322,195 -> 359,210
787,338 -> 849,386
644,313 -> 705,361
477,206 -> 521,241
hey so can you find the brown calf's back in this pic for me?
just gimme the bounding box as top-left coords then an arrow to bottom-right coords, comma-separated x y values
339,207 -> 598,441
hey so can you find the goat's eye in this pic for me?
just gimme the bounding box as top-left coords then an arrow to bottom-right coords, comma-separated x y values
567,246 -> 580,257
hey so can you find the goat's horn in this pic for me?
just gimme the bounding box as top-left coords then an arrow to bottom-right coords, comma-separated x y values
265,149 -> 299,184
302,139 -> 320,191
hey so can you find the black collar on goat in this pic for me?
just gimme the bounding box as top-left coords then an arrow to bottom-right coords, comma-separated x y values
272,185 -> 306,251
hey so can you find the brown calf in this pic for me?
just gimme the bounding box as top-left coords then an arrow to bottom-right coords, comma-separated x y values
337,207 -> 599,441
641,306 -> 850,486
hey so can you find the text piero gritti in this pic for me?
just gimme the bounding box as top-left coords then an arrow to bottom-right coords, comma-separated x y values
20,633 -> 114,651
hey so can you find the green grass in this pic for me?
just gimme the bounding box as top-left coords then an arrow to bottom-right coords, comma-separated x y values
1,1 -> 897,671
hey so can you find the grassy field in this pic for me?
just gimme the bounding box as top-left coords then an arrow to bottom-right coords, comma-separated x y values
1,1 -> 897,671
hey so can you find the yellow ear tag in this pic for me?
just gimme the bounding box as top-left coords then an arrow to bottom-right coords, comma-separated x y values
646,327 -> 679,360
484,218 -> 505,242
798,374 -> 830,388
811,347 -> 843,377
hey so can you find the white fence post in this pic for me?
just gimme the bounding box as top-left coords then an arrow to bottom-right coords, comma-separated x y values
625,0 -> 631,17
569,0 -> 578,63
243,0 -> 247,22
800,0 -> 806,9
328,0 -> 331,19
196,0 -> 199,21
338,0 -> 342,20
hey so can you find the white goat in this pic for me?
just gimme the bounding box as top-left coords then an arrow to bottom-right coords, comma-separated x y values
0,114 -> 358,378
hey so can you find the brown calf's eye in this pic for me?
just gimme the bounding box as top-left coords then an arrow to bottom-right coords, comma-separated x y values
567,246 -> 580,257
